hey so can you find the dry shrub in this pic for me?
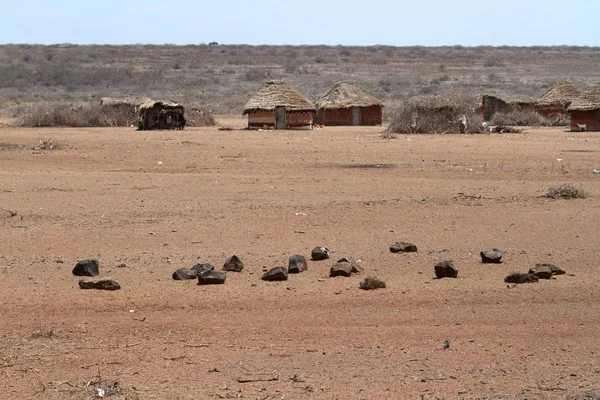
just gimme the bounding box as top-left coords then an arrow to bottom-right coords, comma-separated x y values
186,106 -> 216,127
384,100 -> 484,135
491,110 -> 569,127
13,102 -> 137,127
544,183 -> 587,199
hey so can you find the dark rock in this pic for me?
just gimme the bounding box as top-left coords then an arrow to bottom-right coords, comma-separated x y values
536,263 -> 565,275
222,255 -> 244,272
198,270 -> 227,285
359,276 -> 386,290
192,263 -> 215,275
72,259 -> 99,277
311,246 -> 330,261
390,242 -> 418,253
79,278 -> 120,290
261,267 -> 288,281
288,255 -> 307,274
480,248 -> 505,263
172,268 -> 198,280
529,265 -> 553,279
434,261 -> 458,278
504,272 -> 538,284
338,257 -> 363,274
330,261 -> 353,277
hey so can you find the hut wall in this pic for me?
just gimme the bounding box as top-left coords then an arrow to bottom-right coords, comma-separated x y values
247,111 -> 276,129
536,106 -> 567,118
516,104 -> 536,113
360,106 -> 383,125
570,110 -> 600,131
482,96 -> 508,121
286,111 -> 314,128
320,108 -> 352,125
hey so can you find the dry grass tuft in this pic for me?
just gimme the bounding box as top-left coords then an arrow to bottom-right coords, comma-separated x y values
543,184 -> 587,199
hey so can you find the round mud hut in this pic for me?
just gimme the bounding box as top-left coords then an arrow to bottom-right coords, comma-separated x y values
314,81 -> 384,126
138,100 -> 186,130
535,81 -> 581,118
243,80 -> 316,130
568,83 -> 600,132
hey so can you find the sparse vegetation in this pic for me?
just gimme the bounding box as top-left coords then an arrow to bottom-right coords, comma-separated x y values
12,102 -> 137,127
544,184 -> 587,199
491,110 -> 569,126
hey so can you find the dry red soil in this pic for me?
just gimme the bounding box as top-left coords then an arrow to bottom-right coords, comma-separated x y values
0,120 -> 599,399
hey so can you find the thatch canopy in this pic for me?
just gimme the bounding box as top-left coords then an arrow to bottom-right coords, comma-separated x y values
568,84 -> 600,111
243,80 -> 316,115
408,93 -> 481,112
314,81 -> 383,110
139,99 -> 184,111
536,82 -> 581,107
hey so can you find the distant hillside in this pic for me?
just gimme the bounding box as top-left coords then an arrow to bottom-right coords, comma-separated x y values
1,44 -> 600,116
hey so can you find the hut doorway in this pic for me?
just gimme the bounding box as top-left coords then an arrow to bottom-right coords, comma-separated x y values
352,107 -> 361,126
276,106 -> 286,129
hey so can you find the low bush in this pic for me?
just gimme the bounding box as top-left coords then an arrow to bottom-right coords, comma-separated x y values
543,184 -> 587,199
13,102 -> 138,127
186,107 -> 216,127
491,110 -> 569,127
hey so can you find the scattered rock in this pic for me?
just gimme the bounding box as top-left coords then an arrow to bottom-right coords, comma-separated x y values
434,261 -> 458,278
536,263 -> 566,275
338,257 -> 363,274
311,246 -> 330,261
79,278 -> 121,291
330,261 -> 353,277
480,248 -> 505,263
261,267 -> 288,281
442,339 -> 451,350
198,270 -> 227,285
529,265 -> 553,279
390,242 -> 418,253
504,272 -> 538,284
223,255 -> 244,272
359,276 -> 386,290
288,255 -> 307,274
172,268 -> 198,280
192,263 -> 215,276
72,259 -> 99,277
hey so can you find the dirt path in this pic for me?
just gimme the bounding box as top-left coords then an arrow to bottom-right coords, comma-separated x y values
0,124 -> 599,399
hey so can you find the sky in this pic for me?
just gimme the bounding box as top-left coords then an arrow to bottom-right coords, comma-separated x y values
2,0 -> 599,46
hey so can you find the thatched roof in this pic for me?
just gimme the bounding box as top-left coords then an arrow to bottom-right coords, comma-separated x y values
314,81 -> 383,110
407,93 -> 481,112
535,82 -> 581,107
484,92 -> 536,105
139,99 -> 184,111
568,83 -> 600,111
243,80 -> 316,115
100,97 -> 144,107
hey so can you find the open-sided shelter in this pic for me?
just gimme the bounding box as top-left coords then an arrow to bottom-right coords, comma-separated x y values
535,82 -> 581,118
138,100 -> 185,130
243,80 -> 316,129
568,83 -> 600,131
314,81 -> 384,126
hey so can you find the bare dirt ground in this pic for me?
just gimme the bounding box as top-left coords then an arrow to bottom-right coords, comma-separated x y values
0,120 -> 599,399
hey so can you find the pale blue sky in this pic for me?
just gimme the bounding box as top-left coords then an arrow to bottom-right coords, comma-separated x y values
2,0 -> 598,46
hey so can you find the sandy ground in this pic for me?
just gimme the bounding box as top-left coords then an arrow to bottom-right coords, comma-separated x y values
0,121 -> 599,399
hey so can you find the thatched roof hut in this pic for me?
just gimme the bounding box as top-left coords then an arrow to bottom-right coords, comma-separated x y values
138,99 -> 185,130
568,83 -> 600,112
314,81 -> 384,126
243,80 -> 315,129
567,83 -> 600,131
536,82 -> 581,108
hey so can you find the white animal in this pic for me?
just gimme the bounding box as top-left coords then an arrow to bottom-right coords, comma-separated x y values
577,123 -> 587,132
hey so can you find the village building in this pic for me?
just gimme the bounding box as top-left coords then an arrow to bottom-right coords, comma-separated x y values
138,100 -> 185,130
568,83 -> 600,131
243,80 -> 315,129
480,94 -> 536,121
314,81 -> 384,126
535,82 -> 581,118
